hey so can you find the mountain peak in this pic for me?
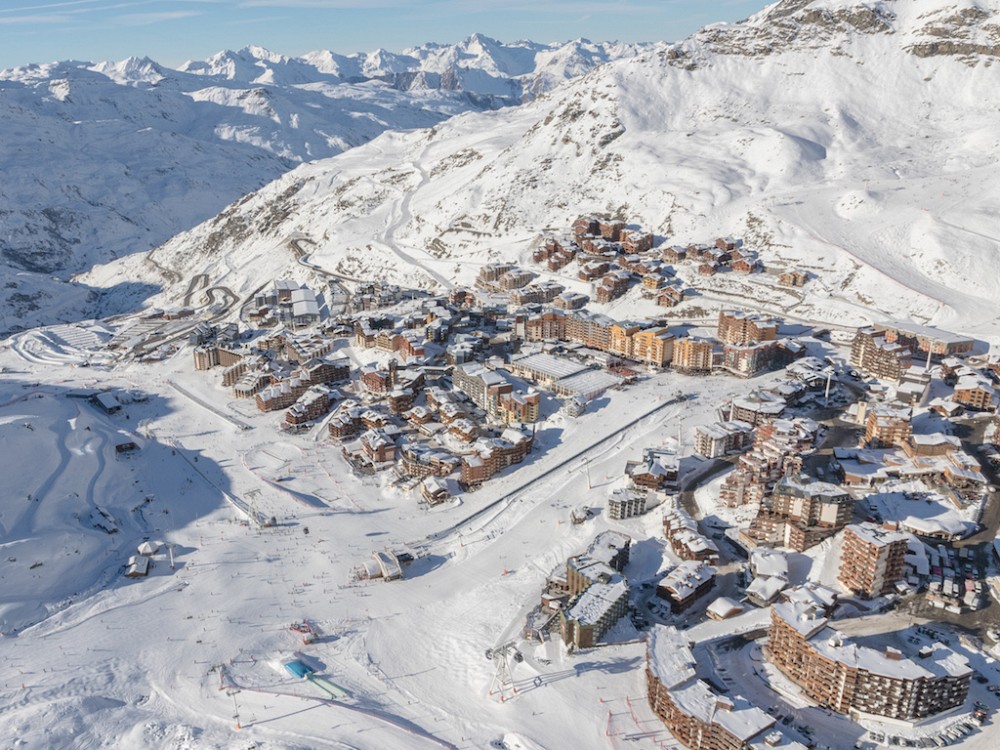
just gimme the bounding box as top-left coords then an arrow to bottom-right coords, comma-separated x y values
684,0 -> 1000,63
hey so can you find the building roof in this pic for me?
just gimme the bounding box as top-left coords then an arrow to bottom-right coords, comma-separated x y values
669,679 -> 775,742
553,369 -> 624,400
510,352 -> 588,380
773,602 -> 971,681
845,522 -> 910,548
565,577 -> 628,625
746,575 -> 788,604
750,548 -> 789,579
707,597 -> 744,620
660,560 -> 715,600
646,625 -> 697,688
877,320 -> 973,346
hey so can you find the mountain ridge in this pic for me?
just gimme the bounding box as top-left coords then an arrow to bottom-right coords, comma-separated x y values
85,0 -> 1000,344
0,36 -> 647,335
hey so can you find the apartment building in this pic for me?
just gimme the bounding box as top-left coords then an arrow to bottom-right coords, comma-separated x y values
565,310 -> 615,351
516,310 -> 567,342
874,321 -> 974,358
559,532 -> 632,648
459,428 -> 533,485
694,421 -> 754,458
851,327 -> 912,382
743,476 -> 853,552
607,489 -> 648,520
954,372 -> 995,411
496,390 -> 541,425
717,310 -> 779,345
631,327 -> 676,367
452,362 -> 508,409
646,626 -> 789,750
719,418 -> 817,508
672,337 -> 714,374
722,340 -> 778,378
768,602 -> 971,721
838,522 -> 909,598
863,401 -> 913,448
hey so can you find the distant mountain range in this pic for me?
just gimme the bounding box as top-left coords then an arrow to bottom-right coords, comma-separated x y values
88,0 -> 1000,344
0,36 -> 649,334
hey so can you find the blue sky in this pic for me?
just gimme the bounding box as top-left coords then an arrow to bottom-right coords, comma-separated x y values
0,0 -> 773,69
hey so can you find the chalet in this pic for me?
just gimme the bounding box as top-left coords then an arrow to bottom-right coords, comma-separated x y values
573,216 -> 601,239
778,270 -> 808,287
656,285 -> 685,308
359,429 -> 396,464
594,270 -> 631,303
360,361 -> 397,395
387,388 -> 416,415
662,508 -> 719,563
448,418 -> 478,443
460,428 -> 533,485
732,256 -> 759,274
125,555 -> 150,578
625,454 -> 677,491
578,261 -> 610,281
954,372 -> 995,411
92,391 -> 122,414
661,245 -> 687,263
621,229 -> 654,254
656,561 -> 715,612
553,291 -> 589,310
420,476 -> 451,506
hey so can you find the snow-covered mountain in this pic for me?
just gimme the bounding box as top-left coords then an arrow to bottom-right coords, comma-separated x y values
93,0 -> 1000,343
0,37 -> 647,335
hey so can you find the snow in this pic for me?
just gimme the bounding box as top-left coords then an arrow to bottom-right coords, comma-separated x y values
6,1 -> 1000,748
0,320 -> 773,749
0,38 -> 645,336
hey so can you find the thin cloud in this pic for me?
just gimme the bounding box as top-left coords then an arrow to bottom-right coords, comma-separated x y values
113,10 -> 202,25
0,13 -> 75,24
239,0 -> 405,7
0,0 -> 110,14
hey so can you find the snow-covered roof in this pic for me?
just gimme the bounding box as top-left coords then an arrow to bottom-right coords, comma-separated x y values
510,351 -> 588,380
669,679 -> 775,742
707,596 -> 743,620
565,577 -> 627,625
750,548 -> 788,579
553,369 -> 623,399
646,625 -> 697,688
660,560 -> 715,600
746,575 -> 787,604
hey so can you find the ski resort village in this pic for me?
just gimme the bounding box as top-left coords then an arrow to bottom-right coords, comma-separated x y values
5,206 -> 1000,750
7,0 -> 1000,748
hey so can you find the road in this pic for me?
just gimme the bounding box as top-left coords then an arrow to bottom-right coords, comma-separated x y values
288,237 -> 355,314
374,158 -> 454,291
424,393 -> 693,546
182,274 -> 209,307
